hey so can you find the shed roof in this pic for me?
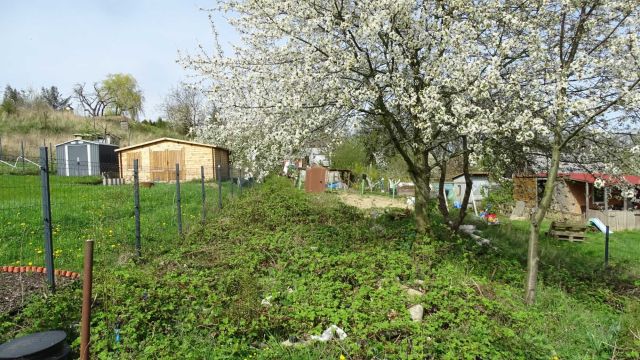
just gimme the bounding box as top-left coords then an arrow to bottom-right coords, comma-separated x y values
114,137 -> 228,153
451,171 -> 490,180
561,172 -> 640,185
525,172 -> 640,186
55,139 -> 119,147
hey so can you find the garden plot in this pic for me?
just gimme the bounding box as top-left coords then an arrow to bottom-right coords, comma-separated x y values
0,272 -> 75,314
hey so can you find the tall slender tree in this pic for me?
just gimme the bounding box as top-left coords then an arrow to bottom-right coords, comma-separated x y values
499,1 -> 640,304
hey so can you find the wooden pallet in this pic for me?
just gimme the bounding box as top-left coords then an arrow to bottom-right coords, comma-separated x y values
550,221 -> 587,232
548,221 -> 587,242
548,230 -> 586,242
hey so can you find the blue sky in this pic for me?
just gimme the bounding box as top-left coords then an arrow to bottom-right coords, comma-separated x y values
0,0 -> 237,120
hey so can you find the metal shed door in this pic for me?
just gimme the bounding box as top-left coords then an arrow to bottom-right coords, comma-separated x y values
67,145 -> 88,176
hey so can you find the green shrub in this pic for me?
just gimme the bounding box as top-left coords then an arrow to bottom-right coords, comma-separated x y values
482,180 -> 514,214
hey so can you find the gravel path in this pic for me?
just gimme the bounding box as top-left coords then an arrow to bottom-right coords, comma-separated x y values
338,192 -> 412,210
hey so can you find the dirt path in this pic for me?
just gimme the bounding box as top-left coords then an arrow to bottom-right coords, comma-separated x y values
0,272 -> 73,314
338,192 -> 412,210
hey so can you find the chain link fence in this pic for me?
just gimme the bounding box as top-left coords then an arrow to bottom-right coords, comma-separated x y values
1,147 -> 249,289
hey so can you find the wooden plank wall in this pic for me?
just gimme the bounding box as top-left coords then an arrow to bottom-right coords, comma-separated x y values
118,140 -> 221,182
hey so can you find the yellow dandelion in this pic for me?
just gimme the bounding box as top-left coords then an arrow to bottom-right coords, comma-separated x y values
28,262 -> 33,266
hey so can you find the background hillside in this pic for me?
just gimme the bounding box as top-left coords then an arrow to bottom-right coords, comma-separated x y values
0,110 -> 183,158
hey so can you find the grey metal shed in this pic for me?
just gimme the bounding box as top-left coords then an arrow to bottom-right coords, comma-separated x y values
55,139 -> 119,177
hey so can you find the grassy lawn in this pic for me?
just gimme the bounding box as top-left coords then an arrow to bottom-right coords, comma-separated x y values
1,177 -> 639,359
481,218 -> 639,278
0,174 -> 235,272
478,219 -> 639,358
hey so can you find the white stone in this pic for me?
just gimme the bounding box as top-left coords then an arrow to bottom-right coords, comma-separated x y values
406,288 -> 424,298
261,296 -> 272,307
409,304 -> 424,322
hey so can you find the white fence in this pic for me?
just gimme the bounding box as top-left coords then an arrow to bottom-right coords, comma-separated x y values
586,209 -> 640,231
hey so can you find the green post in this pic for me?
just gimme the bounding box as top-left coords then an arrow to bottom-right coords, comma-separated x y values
361,179 -> 365,195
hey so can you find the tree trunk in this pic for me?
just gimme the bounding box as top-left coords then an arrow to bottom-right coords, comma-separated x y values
437,160 -> 450,224
452,141 -> 473,231
525,144 -> 561,304
525,220 -> 541,304
412,152 -> 433,235
414,172 -> 432,235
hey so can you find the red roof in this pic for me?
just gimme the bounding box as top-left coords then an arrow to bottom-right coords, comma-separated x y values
532,172 -> 640,185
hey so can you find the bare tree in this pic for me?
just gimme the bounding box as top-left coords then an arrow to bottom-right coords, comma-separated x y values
161,84 -> 209,136
73,83 -> 114,117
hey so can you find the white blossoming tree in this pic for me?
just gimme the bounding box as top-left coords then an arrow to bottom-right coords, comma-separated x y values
184,0 -> 541,234
500,1 -> 640,304
185,0 -> 638,304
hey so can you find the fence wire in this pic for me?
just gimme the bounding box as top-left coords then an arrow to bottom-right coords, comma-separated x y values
1,151 -> 248,274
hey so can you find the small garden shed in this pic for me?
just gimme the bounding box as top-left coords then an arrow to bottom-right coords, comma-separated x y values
55,139 -> 119,177
115,138 -> 230,183
451,172 -> 492,205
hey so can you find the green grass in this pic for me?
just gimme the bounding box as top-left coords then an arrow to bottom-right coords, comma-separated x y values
0,174 -> 236,271
478,219 -> 640,358
1,178 -> 639,359
480,219 -> 640,282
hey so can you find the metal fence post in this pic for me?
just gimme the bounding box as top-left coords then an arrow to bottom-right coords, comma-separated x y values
176,163 -> 183,236
133,159 -> 141,257
21,141 -> 25,173
604,225 -> 610,268
80,239 -> 94,360
229,166 -> 235,197
201,165 -> 206,222
217,164 -> 223,209
39,146 -> 55,291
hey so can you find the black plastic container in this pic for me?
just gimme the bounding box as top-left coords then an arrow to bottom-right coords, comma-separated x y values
0,330 -> 70,360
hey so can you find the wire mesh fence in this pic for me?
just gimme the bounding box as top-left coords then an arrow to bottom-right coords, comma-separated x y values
1,148 -> 250,287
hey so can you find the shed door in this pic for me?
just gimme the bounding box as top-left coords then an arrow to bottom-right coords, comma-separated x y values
67,145 -> 88,176
150,149 -> 185,182
305,166 -> 328,193
214,149 -> 230,181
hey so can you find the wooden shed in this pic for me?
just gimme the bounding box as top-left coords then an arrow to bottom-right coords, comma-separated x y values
115,138 -> 230,183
